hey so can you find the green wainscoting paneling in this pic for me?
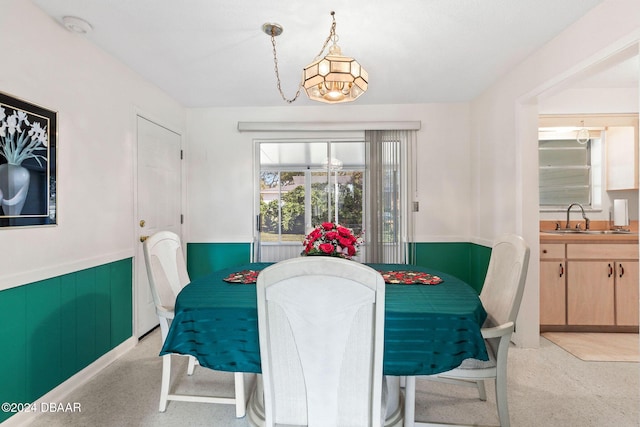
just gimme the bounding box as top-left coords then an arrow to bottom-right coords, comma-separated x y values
185,242 -> 492,293
413,242 -> 491,293
187,243 -> 252,280
469,242 -> 492,293
0,259 -> 132,423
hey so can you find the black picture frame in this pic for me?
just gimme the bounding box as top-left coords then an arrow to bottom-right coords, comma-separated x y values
0,92 -> 57,227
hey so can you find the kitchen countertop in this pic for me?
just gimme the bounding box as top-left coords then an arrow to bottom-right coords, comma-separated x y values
540,220 -> 639,243
540,231 -> 639,243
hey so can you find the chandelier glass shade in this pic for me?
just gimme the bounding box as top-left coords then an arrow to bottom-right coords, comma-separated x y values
303,44 -> 368,103
263,11 -> 368,104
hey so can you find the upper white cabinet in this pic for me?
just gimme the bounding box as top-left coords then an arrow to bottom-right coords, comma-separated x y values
606,124 -> 639,190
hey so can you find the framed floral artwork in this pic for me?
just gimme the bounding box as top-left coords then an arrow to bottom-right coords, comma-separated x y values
0,92 -> 57,227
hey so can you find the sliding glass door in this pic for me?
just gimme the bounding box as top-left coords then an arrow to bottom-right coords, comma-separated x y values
255,130 -> 415,264
256,140 -> 365,262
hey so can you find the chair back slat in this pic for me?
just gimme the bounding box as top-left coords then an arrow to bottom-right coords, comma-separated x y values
143,231 -> 190,313
480,234 -> 530,328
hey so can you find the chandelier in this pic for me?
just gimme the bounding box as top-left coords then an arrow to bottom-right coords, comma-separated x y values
262,11 -> 368,104
576,120 -> 590,144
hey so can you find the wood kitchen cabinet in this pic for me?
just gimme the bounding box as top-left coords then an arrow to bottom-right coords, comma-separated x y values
567,260 -> 615,325
540,244 -> 566,326
540,240 -> 639,331
566,243 -> 639,329
615,260 -> 639,326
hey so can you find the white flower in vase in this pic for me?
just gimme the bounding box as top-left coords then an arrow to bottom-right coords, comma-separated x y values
0,105 -> 49,216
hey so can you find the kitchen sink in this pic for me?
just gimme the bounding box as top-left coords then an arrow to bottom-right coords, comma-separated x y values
582,230 -> 635,234
541,229 -> 635,235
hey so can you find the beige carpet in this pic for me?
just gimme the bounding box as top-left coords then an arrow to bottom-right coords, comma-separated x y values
542,332 -> 639,362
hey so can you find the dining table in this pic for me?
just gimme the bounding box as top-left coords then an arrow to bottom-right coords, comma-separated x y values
160,262 -> 488,427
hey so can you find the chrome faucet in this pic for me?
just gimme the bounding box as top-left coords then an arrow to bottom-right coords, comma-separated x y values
566,203 -> 590,230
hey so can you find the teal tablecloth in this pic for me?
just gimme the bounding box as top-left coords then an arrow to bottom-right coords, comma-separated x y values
160,263 -> 488,376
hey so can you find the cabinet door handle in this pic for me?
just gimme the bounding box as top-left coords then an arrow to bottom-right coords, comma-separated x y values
608,263 -> 613,278
559,263 -> 564,278
619,263 -> 624,278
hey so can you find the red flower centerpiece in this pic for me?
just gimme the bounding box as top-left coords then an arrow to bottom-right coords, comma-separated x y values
301,222 -> 363,260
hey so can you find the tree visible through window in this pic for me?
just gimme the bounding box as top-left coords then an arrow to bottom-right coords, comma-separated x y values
256,130 -> 415,264
258,142 -> 364,246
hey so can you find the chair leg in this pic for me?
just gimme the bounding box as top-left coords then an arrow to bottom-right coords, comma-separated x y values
495,374 -> 510,427
187,355 -> 196,375
234,372 -> 246,418
159,354 -> 172,412
403,376 -> 416,427
476,379 -> 487,401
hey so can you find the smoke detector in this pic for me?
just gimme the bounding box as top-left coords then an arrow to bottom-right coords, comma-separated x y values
62,16 -> 93,34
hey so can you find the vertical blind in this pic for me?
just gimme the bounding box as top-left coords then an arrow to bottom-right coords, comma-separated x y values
365,130 -> 416,264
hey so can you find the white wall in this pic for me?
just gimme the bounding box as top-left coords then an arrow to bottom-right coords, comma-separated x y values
185,103 -> 472,244
0,1 -> 185,290
540,87 -> 639,114
471,0 -> 640,347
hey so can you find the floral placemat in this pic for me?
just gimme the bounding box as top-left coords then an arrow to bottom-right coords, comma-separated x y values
223,269 -> 443,285
223,270 -> 261,284
378,270 -> 443,285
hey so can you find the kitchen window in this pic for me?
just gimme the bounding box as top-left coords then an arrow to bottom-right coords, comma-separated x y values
538,131 -> 602,210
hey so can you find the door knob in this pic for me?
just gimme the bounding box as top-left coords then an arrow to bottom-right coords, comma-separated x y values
140,235 -> 149,242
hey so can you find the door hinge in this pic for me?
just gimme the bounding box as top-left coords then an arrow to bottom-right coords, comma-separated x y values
180,214 -> 184,224
180,150 -> 183,160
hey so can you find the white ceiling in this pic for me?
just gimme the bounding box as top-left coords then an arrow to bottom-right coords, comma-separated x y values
32,0 -> 610,108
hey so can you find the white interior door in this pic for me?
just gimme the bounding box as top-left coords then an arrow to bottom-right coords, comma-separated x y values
135,116 -> 182,337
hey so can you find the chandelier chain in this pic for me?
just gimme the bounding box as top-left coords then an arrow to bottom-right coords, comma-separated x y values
315,12 -> 337,60
269,32 -> 301,103
268,11 -> 338,104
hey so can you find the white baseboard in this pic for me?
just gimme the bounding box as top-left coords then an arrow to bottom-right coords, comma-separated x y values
2,336 -> 137,427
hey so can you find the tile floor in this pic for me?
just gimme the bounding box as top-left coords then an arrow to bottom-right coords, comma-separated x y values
23,328 -> 639,427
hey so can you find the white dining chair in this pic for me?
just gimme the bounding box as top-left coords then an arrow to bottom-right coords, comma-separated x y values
256,256 -> 387,427
143,231 -> 246,416
404,234 -> 530,427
